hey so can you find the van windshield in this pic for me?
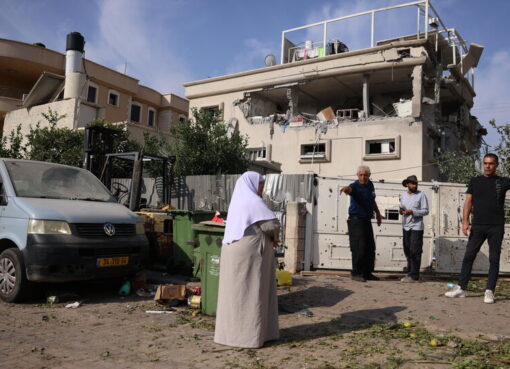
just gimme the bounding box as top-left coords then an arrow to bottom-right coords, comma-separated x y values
4,161 -> 116,202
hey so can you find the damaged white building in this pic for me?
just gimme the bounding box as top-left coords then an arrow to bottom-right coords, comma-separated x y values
184,0 -> 486,180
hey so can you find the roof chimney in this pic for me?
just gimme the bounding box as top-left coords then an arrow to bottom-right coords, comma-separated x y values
64,32 -> 86,99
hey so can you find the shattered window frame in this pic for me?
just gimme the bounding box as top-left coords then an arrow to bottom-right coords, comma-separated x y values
363,136 -> 401,160
299,141 -> 331,163
248,148 -> 267,161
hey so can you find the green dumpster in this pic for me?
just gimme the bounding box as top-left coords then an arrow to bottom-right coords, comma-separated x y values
167,210 -> 215,275
192,223 -> 225,316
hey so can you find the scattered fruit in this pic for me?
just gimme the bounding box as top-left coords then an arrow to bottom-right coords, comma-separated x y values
409,332 -> 418,338
429,338 -> 440,347
403,321 -> 413,328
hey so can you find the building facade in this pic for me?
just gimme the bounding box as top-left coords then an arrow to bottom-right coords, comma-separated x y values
184,1 -> 485,181
0,33 -> 188,143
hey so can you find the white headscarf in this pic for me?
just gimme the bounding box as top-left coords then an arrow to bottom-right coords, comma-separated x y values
223,171 -> 276,245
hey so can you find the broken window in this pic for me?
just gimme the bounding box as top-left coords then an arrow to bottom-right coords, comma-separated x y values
366,139 -> 395,155
248,148 -> 267,161
201,105 -> 220,116
301,143 -> 325,158
298,140 -> 332,163
130,103 -> 141,123
376,195 -> 401,221
385,209 -> 400,220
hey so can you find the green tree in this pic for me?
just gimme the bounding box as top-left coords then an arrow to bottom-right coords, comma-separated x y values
171,108 -> 249,176
0,125 -> 25,159
24,108 -> 84,167
488,119 -> 510,176
437,151 -> 480,184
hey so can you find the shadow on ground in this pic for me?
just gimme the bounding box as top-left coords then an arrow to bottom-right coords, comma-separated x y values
278,285 -> 353,309
275,305 -> 407,345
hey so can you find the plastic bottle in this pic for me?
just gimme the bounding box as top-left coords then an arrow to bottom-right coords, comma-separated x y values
118,281 -> 131,296
446,283 -> 455,290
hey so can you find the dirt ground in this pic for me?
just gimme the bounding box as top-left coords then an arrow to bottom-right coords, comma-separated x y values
1,274 -> 509,369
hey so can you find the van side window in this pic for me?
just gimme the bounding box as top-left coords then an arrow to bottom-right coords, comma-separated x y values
0,182 -> 6,205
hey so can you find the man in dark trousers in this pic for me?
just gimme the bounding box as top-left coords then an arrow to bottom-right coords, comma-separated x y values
340,166 -> 382,282
445,153 -> 510,303
399,175 -> 429,282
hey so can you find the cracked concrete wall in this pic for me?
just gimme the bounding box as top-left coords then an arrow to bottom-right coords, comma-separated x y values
191,88 -> 427,179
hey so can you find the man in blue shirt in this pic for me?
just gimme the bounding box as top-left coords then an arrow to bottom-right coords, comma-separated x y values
340,166 -> 382,282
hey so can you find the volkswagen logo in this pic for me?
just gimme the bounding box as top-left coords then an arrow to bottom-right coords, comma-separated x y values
103,223 -> 116,237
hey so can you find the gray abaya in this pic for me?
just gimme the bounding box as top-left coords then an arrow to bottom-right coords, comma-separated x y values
214,219 -> 280,348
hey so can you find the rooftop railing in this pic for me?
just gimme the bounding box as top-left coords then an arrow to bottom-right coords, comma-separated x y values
280,0 -> 471,76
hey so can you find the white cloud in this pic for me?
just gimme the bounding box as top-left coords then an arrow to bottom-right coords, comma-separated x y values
85,0 -> 192,95
225,38 -> 276,75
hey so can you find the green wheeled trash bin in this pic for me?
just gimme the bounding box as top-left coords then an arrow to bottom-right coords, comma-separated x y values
167,210 -> 215,275
192,223 -> 225,316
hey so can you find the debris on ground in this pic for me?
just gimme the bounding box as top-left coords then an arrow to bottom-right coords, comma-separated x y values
64,301 -> 81,309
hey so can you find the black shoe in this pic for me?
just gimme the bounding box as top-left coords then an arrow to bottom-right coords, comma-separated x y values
365,274 -> 380,281
351,275 -> 366,282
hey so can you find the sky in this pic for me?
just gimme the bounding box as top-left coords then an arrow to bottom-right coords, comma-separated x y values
1,0 -> 509,148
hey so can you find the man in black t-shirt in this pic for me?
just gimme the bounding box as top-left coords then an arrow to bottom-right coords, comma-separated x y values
445,153 -> 510,303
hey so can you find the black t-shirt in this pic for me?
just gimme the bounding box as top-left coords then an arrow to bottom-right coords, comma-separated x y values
466,175 -> 510,225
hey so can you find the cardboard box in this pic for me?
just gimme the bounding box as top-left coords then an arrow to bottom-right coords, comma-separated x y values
317,107 -> 335,121
154,284 -> 186,301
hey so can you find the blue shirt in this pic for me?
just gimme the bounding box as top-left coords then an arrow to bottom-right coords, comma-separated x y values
348,180 -> 376,219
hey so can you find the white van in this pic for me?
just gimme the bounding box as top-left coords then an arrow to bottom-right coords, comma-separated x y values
0,159 -> 149,302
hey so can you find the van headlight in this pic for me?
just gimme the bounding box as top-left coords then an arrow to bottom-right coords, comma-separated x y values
135,222 -> 145,235
28,220 -> 71,235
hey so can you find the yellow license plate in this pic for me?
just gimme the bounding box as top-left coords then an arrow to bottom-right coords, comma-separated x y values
97,256 -> 129,267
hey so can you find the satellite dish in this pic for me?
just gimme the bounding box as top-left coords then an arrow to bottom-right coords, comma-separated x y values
264,54 -> 276,67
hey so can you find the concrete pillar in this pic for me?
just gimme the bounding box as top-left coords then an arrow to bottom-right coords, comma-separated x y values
412,65 -> 423,118
283,202 -> 306,274
363,75 -> 370,118
286,87 -> 299,119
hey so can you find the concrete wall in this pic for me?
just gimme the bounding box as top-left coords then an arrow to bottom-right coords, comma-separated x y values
284,202 -> 306,274
189,89 -> 426,180
3,98 -> 78,136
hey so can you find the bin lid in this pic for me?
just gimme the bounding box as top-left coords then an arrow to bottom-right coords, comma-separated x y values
192,224 -> 225,233
167,209 -> 216,216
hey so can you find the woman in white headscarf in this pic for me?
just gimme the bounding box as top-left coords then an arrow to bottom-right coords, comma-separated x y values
214,171 -> 280,348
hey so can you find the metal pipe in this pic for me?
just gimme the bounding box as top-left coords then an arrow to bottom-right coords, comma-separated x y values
417,6 -> 420,39
425,0 -> 429,39
323,22 -> 328,55
371,11 -> 375,47
280,31 -> 286,64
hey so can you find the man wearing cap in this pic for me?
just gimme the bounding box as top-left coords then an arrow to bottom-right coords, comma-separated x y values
340,165 -> 382,282
399,175 -> 429,282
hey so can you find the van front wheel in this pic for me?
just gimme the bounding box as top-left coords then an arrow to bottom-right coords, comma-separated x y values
0,248 -> 30,302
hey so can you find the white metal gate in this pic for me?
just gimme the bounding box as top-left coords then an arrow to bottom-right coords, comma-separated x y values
309,177 -> 510,274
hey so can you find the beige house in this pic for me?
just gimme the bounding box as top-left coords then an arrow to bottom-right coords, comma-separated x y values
0,33 -> 188,143
184,1 -> 485,181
